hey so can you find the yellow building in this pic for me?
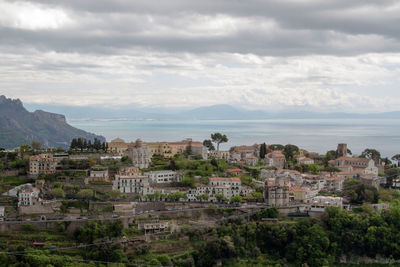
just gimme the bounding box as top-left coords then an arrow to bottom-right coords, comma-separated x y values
107,138 -> 129,155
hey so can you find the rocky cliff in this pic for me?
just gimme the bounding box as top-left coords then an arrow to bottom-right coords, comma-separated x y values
0,95 -> 105,149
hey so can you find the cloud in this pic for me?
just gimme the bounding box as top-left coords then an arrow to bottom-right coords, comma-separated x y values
0,0 -> 400,112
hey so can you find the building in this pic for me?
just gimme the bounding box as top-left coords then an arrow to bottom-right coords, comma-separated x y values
53,153 -> 69,165
18,184 -> 40,206
298,157 -> 314,165
29,154 -> 56,177
146,142 -> 173,158
263,151 -> 286,169
230,144 -> 260,160
264,177 -> 290,207
323,177 -> 344,191
310,196 -> 343,212
113,167 -> 153,195
108,138 -> 129,155
209,150 -> 230,160
89,166 -> 109,182
392,176 -> 400,189
146,139 -> 208,159
289,186 -> 313,203
0,206 -> 4,221
146,170 -> 182,184
137,220 -> 169,234
245,156 -> 258,166
336,143 -> 348,158
125,139 -> 151,169
187,177 -> 253,202
330,157 -> 378,175
226,168 -> 243,176
209,177 -> 241,187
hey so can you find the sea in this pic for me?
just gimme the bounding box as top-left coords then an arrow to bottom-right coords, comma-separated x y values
68,118 -> 400,158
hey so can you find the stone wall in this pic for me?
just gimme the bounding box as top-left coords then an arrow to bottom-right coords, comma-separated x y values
0,169 -> 21,177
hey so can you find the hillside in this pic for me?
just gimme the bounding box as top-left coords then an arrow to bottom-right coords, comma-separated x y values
25,103 -> 400,120
0,95 -> 105,149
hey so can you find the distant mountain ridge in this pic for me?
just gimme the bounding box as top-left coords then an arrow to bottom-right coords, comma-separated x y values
0,95 -> 105,149
25,103 -> 400,121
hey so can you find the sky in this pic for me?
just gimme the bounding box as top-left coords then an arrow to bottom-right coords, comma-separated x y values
1,0 -> 400,112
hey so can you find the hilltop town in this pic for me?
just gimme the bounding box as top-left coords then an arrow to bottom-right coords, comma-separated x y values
1,135 -> 400,266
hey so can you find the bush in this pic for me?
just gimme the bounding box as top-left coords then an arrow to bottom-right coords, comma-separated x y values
51,188 -> 65,198
135,244 -> 151,255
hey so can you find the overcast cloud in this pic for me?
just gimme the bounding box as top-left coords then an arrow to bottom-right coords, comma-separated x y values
1,0 -> 400,112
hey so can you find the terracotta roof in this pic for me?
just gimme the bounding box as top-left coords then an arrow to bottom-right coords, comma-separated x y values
290,186 -> 307,191
299,157 -> 313,162
267,151 -> 285,158
336,157 -> 370,163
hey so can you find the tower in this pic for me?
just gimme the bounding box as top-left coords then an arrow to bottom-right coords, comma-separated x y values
336,143 -> 347,158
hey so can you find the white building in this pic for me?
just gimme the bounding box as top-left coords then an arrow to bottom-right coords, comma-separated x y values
310,196 -> 343,212
138,221 -> 169,234
0,206 -> 4,221
146,170 -> 181,184
187,177 -> 253,202
18,184 -> 40,207
113,167 -> 153,195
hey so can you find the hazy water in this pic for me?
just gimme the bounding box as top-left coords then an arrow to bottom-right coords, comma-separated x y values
69,119 -> 400,158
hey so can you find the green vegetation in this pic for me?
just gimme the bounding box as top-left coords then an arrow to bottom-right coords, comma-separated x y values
211,132 -> 228,151
51,188 -> 65,198
341,178 -> 379,204
193,204 -> 400,266
69,137 -> 108,152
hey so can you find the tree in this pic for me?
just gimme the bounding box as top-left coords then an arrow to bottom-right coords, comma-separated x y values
76,189 -> 93,200
107,190 -> 121,200
136,244 -> 151,255
51,188 -> 65,199
88,158 -> 97,167
269,144 -> 284,151
253,192 -> 263,201
283,144 -> 299,161
87,140 -> 93,151
203,139 -> 215,152
259,143 -> 267,159
361,148 -> 381,164
198,194 -> 209,202
392,154 -> 400,167
231,195 -> 243,203
184,141 -> 192,157
215,193 -> 226,202
211,133 -> 228,151
31,141 -> 41,150
76,138 -> 83,151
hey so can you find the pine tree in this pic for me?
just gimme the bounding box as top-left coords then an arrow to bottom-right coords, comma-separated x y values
83,139 -> 88,151
77,138 -> 83,151
260,143 -> 267,159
